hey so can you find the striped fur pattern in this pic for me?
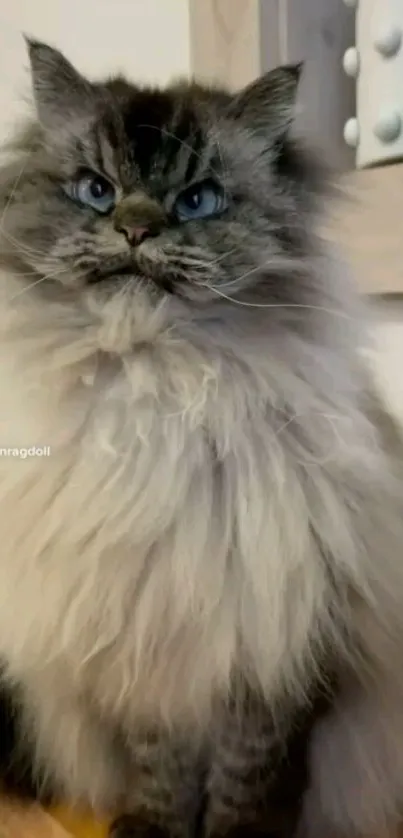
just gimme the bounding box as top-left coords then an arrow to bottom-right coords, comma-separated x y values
0,39 -> 403,837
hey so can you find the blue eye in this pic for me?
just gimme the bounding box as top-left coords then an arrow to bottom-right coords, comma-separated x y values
64,171 -> 116,214
174,180 -> 227,222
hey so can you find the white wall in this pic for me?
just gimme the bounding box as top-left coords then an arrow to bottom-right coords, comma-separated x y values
0,0 -> 191,142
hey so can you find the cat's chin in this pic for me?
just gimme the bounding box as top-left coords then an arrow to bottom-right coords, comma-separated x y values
85,264 -> 175,297
83,279 -> 171,356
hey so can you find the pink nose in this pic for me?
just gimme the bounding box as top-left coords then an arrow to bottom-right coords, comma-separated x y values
118,225 -> 150,246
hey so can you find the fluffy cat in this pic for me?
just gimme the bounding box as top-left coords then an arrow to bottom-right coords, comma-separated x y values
0,37 -> 403,838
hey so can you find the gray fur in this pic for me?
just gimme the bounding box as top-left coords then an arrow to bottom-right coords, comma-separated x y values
0,39 -> 403,837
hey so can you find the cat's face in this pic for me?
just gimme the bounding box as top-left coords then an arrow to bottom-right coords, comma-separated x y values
0,42 -> 322,346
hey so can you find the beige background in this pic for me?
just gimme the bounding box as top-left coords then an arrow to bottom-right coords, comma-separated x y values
0,0 -> 191,143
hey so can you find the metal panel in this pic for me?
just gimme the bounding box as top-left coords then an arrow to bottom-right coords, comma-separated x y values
355,0 -> 403,168
265,0 -> 356,169
189,0 -> 356,169
259,0 -> 282,70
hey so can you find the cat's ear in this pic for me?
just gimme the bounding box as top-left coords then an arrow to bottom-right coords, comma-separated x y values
227,64 -> 302,143
26,38 -> 95,130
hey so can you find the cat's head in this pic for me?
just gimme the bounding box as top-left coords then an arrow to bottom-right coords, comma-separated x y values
0,40 -> 329,353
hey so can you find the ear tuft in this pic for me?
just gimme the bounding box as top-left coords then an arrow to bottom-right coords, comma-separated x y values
25,37 -> 94,129
228,63 -> 303,142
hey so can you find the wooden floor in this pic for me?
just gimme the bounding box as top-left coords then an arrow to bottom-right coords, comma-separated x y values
0,796 -> 107,837
0,797 -> 401,838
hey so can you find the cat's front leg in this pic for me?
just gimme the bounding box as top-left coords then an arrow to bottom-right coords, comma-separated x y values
110,731 -> 203,838
202,687 -> 307,838
110,816 -> 172,838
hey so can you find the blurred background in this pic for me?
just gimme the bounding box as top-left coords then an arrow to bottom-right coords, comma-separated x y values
0,0 -> 402,413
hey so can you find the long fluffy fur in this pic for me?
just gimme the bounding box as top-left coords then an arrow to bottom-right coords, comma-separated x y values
1,41 -> 403,837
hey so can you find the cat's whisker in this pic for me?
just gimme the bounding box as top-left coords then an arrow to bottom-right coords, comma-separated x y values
0,157 -> 30,231
216,254 -> 305,289
0,159 -> 54,261
170,247 -> 243,277
0,225 -> 57,261
171,250 -> 239,273
201,281 -> 353,320
0,159 -> 61,261
9,267 -> 71,300
206,246 -> 243,267
215,262 -> 264,288
167,246 -> 241,269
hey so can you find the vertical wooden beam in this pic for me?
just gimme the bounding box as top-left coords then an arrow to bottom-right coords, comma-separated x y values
188,0 -> 263,89
189,0 -> 355,169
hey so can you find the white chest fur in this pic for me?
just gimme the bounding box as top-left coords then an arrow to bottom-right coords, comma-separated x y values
0,327 -> 332,729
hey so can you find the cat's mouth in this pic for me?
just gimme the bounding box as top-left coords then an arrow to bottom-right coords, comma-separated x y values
87,263 -> 139,284
86,255 -> 175,294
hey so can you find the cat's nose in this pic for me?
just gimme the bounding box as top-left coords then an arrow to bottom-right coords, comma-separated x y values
115,224 -> 152,247
114,193 -> 166,246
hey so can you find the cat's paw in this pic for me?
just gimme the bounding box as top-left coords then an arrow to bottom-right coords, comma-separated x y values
206,826 -> 279,837
109,814 -> 172,838
204,817 -> 281,837
204,811 -> 296,838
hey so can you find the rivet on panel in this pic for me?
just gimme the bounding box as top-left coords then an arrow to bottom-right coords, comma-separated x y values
344,118 -> 359,147
343,47 -> 359,76
374,110 -> 402,143
373,26 -> 401,57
